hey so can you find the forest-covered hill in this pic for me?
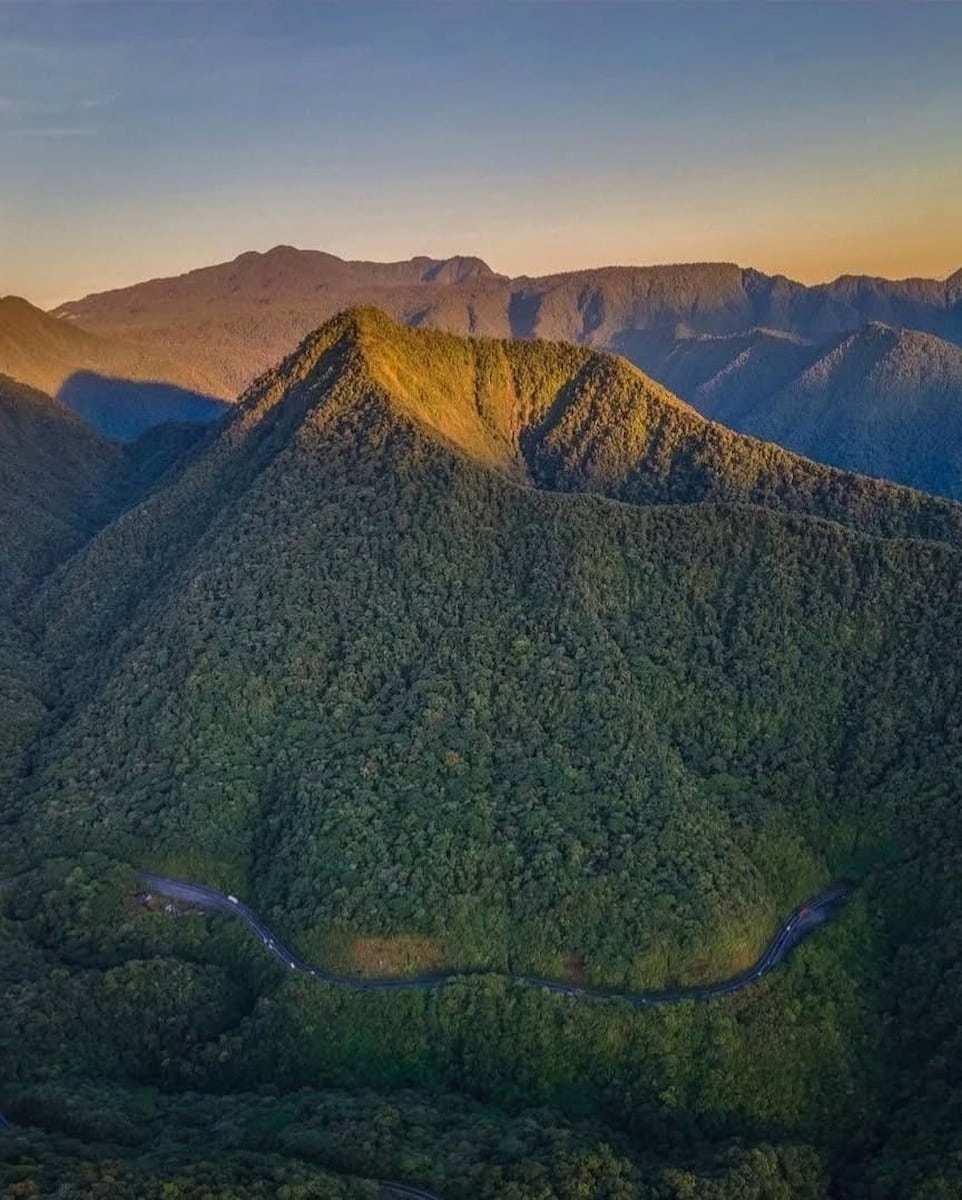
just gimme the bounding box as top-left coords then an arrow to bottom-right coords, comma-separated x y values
635,323 -> 962,499
3,312 -> 962,1197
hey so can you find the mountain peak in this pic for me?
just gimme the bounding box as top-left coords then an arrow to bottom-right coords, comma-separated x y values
230,306 -> 962,550
418,254 -> 500,284
0,295 -> 48,320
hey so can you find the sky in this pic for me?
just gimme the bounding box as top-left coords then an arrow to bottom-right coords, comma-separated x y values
1,1 -> 961,307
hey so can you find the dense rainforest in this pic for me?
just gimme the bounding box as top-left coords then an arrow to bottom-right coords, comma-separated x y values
2,311 -> 961,1197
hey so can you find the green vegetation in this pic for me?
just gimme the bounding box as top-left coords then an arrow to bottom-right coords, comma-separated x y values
3,311 -> 962,1195
0,374 -> 118,603
644,323 -> 962,501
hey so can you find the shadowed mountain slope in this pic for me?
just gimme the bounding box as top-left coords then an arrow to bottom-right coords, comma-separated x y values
632,323 -> 962,499
740,324 -> 962,498
0,296 -> 224,438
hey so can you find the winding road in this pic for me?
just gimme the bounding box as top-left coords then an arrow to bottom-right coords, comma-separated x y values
140,871 -> 852,1004
0,871 -> 852,1199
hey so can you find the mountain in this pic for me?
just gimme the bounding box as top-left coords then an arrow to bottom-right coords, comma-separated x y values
47,250 -> 962,491
52,249 -> 962,404
6,310 -> 962,1196
629,323 -> 962,499
0,296 -> 225,439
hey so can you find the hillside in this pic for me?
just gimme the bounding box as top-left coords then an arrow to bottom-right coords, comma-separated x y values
0,296 -> 225,438
0,374 -> 119,603
5,311 -> 962,1196
636,323 -> 962,499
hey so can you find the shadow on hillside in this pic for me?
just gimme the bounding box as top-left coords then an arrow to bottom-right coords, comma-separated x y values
58,371 -> 229,441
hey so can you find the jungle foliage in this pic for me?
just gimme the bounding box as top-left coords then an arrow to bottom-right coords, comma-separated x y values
3,311 -> 962,1197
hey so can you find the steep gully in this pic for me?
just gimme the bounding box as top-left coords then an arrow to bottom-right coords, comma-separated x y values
0,872 -> 852,1199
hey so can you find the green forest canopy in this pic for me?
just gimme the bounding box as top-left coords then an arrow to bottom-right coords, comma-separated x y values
2,310 -> 962,1198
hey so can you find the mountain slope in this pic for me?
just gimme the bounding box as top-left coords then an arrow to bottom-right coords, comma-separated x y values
631,323 -> 962,499
743,324 -> 962,497
0,296 -> 225,437
6,310 -> 962,1195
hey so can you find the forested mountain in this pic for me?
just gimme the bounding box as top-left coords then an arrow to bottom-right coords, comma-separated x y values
4,312 -> 962,1197
634,323 -> 962,500
0,296 -> 223,438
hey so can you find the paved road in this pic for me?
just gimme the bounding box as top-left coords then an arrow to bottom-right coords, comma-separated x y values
378,1183 -> 440,1200
0,871 -> 852,1200
140,871 -> 852,1004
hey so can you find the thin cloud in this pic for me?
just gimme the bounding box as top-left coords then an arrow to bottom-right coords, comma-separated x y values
0,90 -> 117,139
0,92 -> 118,117
0,125 -> 102,138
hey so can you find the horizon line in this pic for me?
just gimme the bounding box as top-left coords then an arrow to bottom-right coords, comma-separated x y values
23,244 -> 962,313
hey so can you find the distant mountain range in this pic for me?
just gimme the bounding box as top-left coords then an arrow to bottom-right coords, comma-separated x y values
52,248 -> 962,403
636,322 -> 962,497
1,248 -> 960,495
45,247 -> 962,496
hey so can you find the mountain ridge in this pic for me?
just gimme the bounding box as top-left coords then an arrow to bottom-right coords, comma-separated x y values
49,249 -> 962,404
645,321 -> 962,497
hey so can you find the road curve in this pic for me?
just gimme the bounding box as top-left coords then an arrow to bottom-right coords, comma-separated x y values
377,1184 -> 440,1200
0,871 -> 852,1200
140,871 -> 853,1005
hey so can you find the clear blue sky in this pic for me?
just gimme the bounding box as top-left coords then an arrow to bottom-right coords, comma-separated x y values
2,0 -> 961,305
